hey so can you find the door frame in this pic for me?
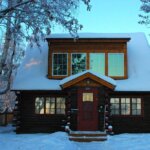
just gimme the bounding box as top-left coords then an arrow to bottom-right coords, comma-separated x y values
77,88 -> 99,131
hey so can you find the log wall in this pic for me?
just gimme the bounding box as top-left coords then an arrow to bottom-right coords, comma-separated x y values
110,92 -> 150,133
14,91 -> 66,133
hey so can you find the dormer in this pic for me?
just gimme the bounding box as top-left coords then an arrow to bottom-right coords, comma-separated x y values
46,35 -> 130,80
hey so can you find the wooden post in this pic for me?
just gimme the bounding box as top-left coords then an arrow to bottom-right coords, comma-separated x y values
4,108 -> 8,126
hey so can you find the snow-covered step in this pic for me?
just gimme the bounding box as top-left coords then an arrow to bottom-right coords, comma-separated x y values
69,136 -> 107,142
69,131 -> 107,142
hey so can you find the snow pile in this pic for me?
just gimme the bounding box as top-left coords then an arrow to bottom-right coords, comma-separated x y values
1,125 -> 150,150
0,125 -> 77,150
13,32 -> 150,91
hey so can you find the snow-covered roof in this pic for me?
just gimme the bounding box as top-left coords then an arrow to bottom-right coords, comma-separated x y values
60,70 -> 116,86
12,32 -> 150,91
12,41 -> 61,91
46,33 -> 131,39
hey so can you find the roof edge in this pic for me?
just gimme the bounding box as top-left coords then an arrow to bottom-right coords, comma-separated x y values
60,70 -> 116,90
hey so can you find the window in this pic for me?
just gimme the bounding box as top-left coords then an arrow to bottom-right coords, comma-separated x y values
83,93 -> 93,102
35,97 -> 44,114
50,51 -> 127,79
110,98 -> 142,116
56,97 -> 66,114
53,53 -> 68,76
110,98 -> 120,115
72,53 -> 86,74
108,53 -> 124,77
45,97 -> 55,114
132,98 -> 141,115
35,97 -> 66,115
90,53 -> 105,75
121,98 -> 130,115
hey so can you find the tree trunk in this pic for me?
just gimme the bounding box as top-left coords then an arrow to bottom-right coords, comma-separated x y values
0,1 -> 12,75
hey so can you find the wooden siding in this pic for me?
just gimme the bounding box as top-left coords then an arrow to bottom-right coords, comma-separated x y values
68,86 -> 106,131
14,91 -> 67,133
69,88 -> 78,130
60,73 -> 115,90
47,38 -> 128,80
109,92 -> 150,133
14,89 -> 150,134
98,87 -> 106,131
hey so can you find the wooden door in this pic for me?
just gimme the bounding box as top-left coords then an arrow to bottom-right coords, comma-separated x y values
77,88 -> 98,131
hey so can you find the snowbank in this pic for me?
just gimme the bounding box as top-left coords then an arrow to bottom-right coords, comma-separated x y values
1,125 -> 150,150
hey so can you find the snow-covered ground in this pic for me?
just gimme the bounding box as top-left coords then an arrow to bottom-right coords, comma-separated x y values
0,125 -> 150,150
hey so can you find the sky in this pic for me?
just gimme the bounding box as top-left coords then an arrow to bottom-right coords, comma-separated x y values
52,0 -> 150,43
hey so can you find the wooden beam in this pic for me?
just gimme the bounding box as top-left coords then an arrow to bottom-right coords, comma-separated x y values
61,72 -> 115,90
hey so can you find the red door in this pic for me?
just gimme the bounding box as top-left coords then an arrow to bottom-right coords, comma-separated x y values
77,88 -> 98,131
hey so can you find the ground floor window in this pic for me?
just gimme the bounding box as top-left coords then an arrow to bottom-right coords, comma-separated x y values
35,97 -> 65,115
110,97 -> 142,116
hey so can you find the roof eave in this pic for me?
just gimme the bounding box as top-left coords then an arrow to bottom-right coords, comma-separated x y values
60,72 -> 116,90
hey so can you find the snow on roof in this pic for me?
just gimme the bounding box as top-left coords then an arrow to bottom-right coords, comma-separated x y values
116,32 -> 150,91
12,32 -> 150,91
12,41 -> 61,90
60,70 -> 116,86
46,33 -> 131,39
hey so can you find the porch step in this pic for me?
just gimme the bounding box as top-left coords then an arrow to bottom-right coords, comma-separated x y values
69,131 -> 107,142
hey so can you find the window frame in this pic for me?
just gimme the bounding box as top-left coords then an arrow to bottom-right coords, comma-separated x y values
89,53 -> 105,76
52,53 -> 68,76
71,53 -> 87,75
83,93 -> 94,102
49,51 -> 127,80
35,96 -> 66,115
35,97 -> 45,114
131,98 -> 142,115
108,53 -> 125,77
110,97 -> 143,117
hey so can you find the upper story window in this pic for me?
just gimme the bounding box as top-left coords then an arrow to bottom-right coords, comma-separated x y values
51,52 -> 126,79
90,53 -> 105,75
108,53 -> 124,77
72,53 -> 86,75
52,53 -> 68,76
48,38 -> 129,79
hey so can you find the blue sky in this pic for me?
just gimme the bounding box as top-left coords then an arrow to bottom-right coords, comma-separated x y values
52,0 -> 150,43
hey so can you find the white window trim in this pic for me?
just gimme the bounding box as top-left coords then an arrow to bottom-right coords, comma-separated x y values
52,53 -> 68,76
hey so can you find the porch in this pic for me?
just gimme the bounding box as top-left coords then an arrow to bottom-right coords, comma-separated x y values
61,71 -> 115,141
69,131 -> 107,142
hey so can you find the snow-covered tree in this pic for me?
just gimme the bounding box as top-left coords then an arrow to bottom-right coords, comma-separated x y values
0,0 -> 91,112
139,0 -> 150,26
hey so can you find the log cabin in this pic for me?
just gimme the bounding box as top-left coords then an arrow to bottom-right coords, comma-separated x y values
12,33 -> 150,135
